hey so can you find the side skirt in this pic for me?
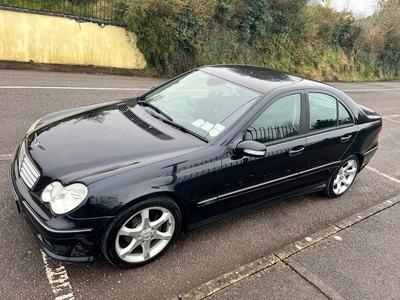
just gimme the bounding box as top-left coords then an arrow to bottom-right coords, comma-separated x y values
185,183 -> 326,233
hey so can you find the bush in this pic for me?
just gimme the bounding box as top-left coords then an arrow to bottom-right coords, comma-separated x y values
122,0 -> 182,72
119,0 -> 398,80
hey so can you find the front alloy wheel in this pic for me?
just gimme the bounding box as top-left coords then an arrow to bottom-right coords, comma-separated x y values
101,197 -> 181,268
325,156 -> 359,198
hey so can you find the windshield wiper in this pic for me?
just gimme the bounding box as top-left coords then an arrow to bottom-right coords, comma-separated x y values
163,119 -> 209,143
137,99 -> 208,143
137,100 -> 173,121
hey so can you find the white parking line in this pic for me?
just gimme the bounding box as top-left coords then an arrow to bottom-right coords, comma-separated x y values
0,154 -> 12,161
382,114 -> 400,124
41,250 -> 75,300
0,86 -> 149,91
366,166 -> 400,184
342,87 -> 400,92
382,114 -> 400,118
386,118 -> 400,124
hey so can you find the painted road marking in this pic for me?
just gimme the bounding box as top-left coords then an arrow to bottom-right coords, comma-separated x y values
0,154 -> 12,161
41,250 -> 75,300
342,87 -> 400,92
366,166 -> 400,184
382,115 -> 400,124
386,118 -> 400,124
0,86 -> 149,91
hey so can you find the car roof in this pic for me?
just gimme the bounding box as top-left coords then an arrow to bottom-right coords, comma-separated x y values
198,65 -> 327,94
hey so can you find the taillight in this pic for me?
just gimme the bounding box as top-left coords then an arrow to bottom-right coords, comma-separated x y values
373,126 -> 382,143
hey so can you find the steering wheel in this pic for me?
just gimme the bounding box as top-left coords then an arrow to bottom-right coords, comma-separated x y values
183,96 -> 200,115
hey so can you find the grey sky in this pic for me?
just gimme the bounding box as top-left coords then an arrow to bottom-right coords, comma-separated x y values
331,0 -> 376,16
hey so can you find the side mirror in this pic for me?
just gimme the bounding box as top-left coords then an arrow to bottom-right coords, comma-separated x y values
234,140 -> 266,158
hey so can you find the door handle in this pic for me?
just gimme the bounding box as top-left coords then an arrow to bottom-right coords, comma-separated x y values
289,146 -> 305,156
341,134 -> 352,143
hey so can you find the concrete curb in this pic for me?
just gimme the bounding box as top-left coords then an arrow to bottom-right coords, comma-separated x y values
174,195 -> 400,300
0,60 -> 156,77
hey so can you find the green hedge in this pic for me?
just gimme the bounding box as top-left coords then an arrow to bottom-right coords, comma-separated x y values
119,0 -> 399,80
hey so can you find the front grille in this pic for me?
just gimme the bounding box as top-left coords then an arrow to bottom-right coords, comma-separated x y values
118,103 -> 173,140
18,141 -> 40,189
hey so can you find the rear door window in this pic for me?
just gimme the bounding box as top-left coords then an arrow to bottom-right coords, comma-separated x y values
308,93 -> 353,132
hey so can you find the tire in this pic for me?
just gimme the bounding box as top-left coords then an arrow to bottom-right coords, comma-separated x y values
100,196 -> 181,268
325,156 -> 359,198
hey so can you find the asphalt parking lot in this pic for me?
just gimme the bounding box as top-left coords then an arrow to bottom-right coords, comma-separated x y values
1,70 -> 399,300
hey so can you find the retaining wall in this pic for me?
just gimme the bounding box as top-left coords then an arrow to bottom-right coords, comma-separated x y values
0,9 -> 146,69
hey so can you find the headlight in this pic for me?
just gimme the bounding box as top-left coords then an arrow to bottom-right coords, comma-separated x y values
41,182 -> 88,215
27,118 -> 42,134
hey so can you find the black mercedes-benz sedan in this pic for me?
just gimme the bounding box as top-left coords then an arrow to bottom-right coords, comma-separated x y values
9,65 -> 382,267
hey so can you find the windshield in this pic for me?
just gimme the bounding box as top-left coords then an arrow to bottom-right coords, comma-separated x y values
142,70 -> 261,141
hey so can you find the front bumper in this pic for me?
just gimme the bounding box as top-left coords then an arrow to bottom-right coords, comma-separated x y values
9,149 -> 112,263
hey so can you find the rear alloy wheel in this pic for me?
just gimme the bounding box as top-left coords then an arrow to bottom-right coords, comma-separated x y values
100,197 -> 181,268
325,156 -> 359,198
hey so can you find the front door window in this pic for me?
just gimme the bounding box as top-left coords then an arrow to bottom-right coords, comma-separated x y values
245,94 -> 301,143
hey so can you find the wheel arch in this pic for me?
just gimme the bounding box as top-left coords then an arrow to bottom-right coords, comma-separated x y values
98,193 -> 185,267
96,190 -> 190,245
355,153 -> 364,171
324,154 -> 360,198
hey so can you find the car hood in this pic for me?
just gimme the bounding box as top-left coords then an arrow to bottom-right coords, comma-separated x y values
27,100 -> 206,188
